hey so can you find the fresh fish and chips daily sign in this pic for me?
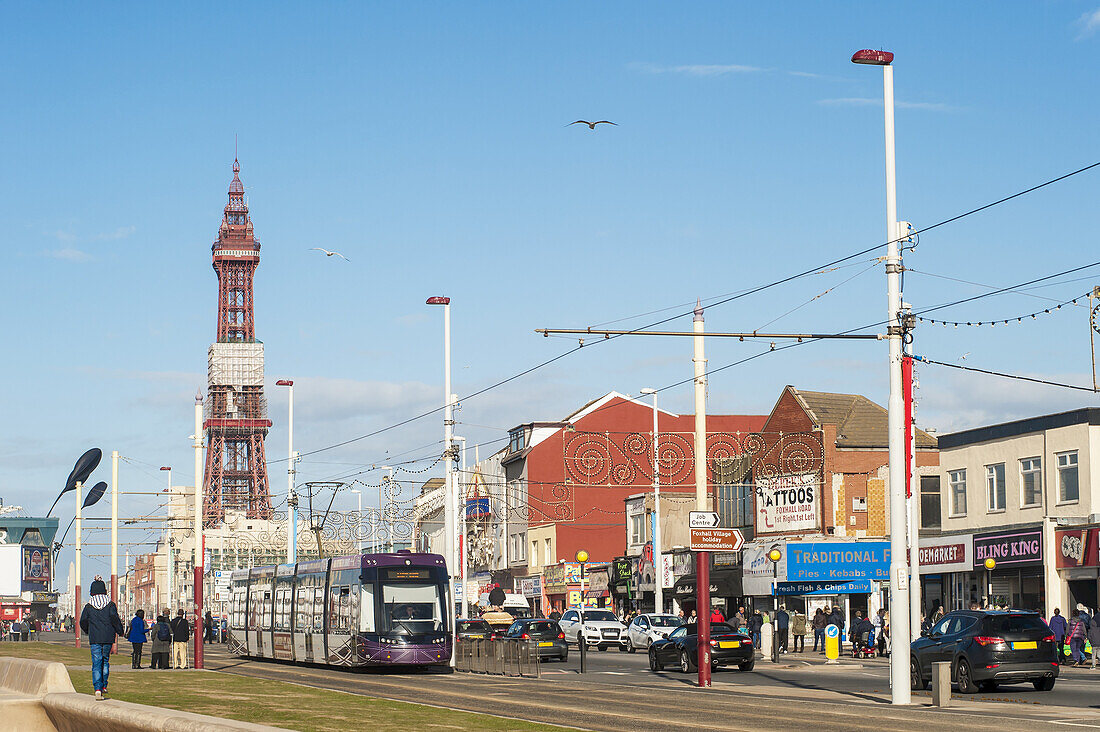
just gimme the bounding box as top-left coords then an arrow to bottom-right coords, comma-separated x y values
689,512 -> 744,552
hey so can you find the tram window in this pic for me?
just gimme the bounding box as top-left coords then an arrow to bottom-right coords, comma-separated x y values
360,584 -> 375,633
295,585 -> 309,630
261,591 -> 272,628
340,587 -> 351,630
313,587 -> 325,631
330,586 -> 351,631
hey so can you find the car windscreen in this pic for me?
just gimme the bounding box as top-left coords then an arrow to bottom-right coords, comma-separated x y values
381,582 -> 444,633
520,621 -> 560,636
456,620 -> 491,632
650,616 -> 682,627
581,610 -> 617,622
987,614 -> 1050,636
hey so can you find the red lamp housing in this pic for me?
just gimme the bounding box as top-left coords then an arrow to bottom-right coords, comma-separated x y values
426,296 -> 451,305
851,49 -> 894,66
275,379 -> 294,386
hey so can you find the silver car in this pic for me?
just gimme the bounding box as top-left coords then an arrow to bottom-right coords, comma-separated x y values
558,609 -> 628,651
626,613 -> 683,652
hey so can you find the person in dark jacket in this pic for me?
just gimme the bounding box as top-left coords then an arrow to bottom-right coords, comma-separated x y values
204,610 -> 215,644
170,609 -> 190,669
775,606 -> 790,654
812,608 -> 827,653
127,609 -> 148,668
79,576 -> 125,700
1049,608 -> 1068,663
150,614 -> 172,669
747,609 -> 764,649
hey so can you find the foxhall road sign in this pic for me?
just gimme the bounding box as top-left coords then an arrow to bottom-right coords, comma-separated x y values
690,527 -> 744,552
689,511 -> 721,529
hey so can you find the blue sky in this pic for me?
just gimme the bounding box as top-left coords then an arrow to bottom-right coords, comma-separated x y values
4,2 -> 1100,579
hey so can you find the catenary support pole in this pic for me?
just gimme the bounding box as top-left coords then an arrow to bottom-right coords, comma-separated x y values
693,302 -> 711,687
194,393 -> 205,670
904,351 -> 922,641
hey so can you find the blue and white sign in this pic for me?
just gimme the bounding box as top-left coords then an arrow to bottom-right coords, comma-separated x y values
775,579 -> 876,596
787,541 -> 890,582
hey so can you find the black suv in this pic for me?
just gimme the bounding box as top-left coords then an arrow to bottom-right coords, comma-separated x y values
910,610 -> 1058,693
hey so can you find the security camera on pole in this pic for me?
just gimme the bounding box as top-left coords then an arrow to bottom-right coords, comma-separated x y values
852,47 -> 911,705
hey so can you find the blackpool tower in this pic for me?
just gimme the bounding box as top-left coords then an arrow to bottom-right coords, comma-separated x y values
202,159 -> 273,527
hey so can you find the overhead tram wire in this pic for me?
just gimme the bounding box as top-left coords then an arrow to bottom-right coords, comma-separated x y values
914,357 -> 1099,394
276,159 -> 1100,463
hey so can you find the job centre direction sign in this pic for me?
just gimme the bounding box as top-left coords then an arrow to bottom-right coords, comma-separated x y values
787,541 -> 890,582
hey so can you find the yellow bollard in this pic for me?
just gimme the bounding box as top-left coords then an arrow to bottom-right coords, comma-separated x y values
824,624 -> 840,664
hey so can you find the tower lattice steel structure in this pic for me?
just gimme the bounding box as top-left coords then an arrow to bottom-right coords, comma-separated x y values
202,159 -> 273,527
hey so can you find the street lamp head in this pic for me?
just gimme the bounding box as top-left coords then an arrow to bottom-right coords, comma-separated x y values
983,557 -> 996,570
159,466 -> 171,471
426,296 -> 450,305
639,388 -> 657,395
575,549 -> 589,564
768,548 -> 783,563
275,379 -> 294,387
851,49 -> 894,66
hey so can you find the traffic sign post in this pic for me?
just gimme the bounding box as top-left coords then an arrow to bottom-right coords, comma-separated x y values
689,528 -> 744,553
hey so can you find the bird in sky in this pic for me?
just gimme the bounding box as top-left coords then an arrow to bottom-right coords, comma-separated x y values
960,352 -> 970,361
568,120 -> 617,130
310,247 -> 350,261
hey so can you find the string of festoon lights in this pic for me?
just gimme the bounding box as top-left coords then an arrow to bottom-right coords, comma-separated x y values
915,290 -> 1090,328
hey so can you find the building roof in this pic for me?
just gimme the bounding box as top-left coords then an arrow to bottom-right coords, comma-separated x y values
938,407 -> 1100,450
788,387 -> 937,449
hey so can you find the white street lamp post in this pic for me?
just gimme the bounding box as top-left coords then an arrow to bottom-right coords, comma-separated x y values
351,489 -> 362,554
427,295 -> 456,668
276,380 -> 296,563
454,435 -> 468,618
641,389 -> 663,614
852,47 -> 910,705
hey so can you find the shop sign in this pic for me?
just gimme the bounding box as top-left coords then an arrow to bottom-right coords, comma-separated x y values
542,564 -> 567,594
1056,528 -> 1100,569
585,567 -> 610,595
787,541 -> 889,582
973,528 -> 1043,568
517,576 -> 542,598
776,579 -> 876,596
742,543 -> 787,596
22,546 -> 49,585
661,555 -> 675,589
610,558 -> 632,588
755,473 -> 819,535
917,534 -> 973,574
562,562 -> 582,585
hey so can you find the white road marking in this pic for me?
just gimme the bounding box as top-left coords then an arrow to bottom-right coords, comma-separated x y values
1050,720 -> 1100,728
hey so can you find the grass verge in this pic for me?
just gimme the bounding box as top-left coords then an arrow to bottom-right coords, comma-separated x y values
2,642 -> 565,732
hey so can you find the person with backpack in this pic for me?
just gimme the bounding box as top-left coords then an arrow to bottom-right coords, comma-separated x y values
127,609 -> 149,668
79,576 -> 125,700
1049,608 -> 1068,664
150,613 -> 172,669
1069,613 -> 1088,666
170,608 -> 190,669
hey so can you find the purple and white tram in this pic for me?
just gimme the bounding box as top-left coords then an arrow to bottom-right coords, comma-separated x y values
228,551 -> 452,668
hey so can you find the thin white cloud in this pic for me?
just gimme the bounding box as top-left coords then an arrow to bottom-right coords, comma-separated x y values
91,225 -> 137,241
44,247 -> 92,261
1076,8 -> 1100,38
817,97 -> 953,112
631,62 -> 764,76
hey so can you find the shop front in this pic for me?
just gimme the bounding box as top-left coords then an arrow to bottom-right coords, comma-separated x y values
973,526 -> 1045,611
1055,526 -> 1099,613
672,570 -> 742,616
917,533 -> 974,613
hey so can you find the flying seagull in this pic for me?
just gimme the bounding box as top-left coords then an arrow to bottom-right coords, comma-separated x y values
569,120 -> 617,130
310,247 -> 350,261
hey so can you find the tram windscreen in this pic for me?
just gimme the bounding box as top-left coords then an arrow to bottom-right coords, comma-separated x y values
382,582 -> 444,634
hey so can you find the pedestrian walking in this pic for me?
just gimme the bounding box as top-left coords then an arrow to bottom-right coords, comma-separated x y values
748,609 -> 764,649
874,608 -> 888,657
791,609 -> 807,653
204,610 -> 214,644
78,576 -> 125,701
1050,608 -> 1068,664
710,605 -> 725,624
170,609 -> 190,669
775,606 -> 790,654
150,613 -> 172,669
1070,615 -> 1088,666
733,606 -> 747,632
688,609 -> 697,623
1089,612 -> 1100,670
931,602 -> 944,624
812,608 -> 826,653
127,609 -> 148,668
1077,603 -> 1093,633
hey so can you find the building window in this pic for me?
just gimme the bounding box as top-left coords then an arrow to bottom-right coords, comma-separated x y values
986,463 -> 1006,512
508,428 -> 526,454
509,533 -> 525,562
1058,451 -> 1079,503
530,540 -> 538,567
1020,458 -> 1042,508
949,470 -> 967,517
630,513 -> 645,546
544,538 -> 552,566
920,475 -> 941,530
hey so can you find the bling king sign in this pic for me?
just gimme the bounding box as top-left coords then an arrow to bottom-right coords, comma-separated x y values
973,528 -> 1043,568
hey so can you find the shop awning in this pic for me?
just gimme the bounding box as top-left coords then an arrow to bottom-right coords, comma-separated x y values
673,570 -> 742,598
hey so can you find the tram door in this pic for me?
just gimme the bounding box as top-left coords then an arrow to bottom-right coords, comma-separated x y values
247,586 -> 268,657
326,584 -> 357,665
293,577 -> 325,663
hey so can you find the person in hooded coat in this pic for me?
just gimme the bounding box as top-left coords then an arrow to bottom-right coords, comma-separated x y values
79,576 -> 125,700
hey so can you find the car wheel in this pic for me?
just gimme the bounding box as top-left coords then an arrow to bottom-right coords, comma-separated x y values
626,637 -> 636,653
649,648 -> 663,672
598,645 -> 608,652
1033,677 -> 1055,691
680,650 -> 695,673
910,656 -> 925,691
955,658 -> 977,694
738,659 -> 755,672
560,651 -> 568,662
978,680 -> 998,693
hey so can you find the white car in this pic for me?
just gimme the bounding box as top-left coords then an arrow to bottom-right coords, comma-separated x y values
625,613 -> 683,652
558,609 -> 628,651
